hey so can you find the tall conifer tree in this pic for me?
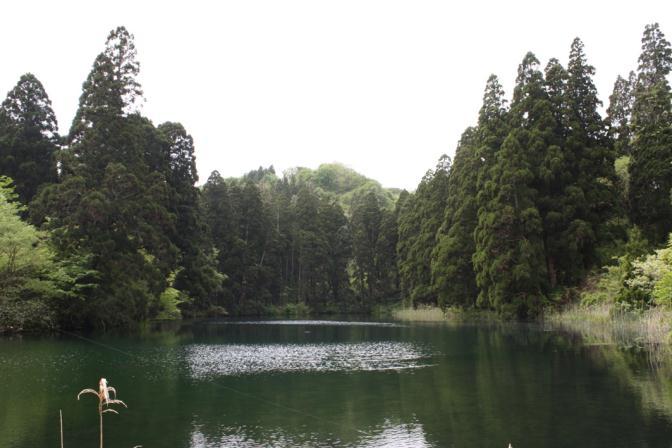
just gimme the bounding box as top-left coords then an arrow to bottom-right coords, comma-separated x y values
473,53 -> 548,316
432,128 -> 480,306
606,72 -> 636,157
629,23 -> 672,243
0,74 -> 59,203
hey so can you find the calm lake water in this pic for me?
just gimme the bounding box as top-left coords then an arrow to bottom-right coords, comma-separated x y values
2,319 -> 672,447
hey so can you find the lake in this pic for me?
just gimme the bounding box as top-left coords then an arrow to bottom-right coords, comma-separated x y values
2,319 -> 672,447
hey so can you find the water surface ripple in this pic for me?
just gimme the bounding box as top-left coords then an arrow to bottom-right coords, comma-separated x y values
186,341 -> 430,377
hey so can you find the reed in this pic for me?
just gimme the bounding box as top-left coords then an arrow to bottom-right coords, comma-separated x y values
77,378 -> 127,448
392,305 -> 447,322
546,303 -> 672,346
392,305 -> 498,323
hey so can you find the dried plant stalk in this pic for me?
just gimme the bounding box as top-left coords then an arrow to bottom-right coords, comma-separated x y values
77,378 -> 127,448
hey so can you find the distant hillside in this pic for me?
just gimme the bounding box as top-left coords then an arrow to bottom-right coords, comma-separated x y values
237,163 -> 402,214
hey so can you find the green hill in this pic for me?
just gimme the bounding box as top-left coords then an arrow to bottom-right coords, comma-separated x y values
239,163 -> 401,214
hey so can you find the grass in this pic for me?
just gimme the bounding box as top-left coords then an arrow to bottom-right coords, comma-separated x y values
391,305 -> 498,323
393,305 -> 447,321
392,301 -> 672,347
545,302 -> 672,346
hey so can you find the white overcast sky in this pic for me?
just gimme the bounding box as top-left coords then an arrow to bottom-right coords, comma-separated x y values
1,0 -> 670,190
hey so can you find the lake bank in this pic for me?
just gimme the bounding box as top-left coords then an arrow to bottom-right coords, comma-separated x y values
386,303 -> 672,346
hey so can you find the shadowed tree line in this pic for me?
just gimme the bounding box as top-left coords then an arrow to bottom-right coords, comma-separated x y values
1,23 -> 671,329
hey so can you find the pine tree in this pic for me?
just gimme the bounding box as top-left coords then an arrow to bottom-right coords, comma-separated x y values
473,131 -> 547,317
69,26 -> 142,141
606,72 -> 636,157
629,23 -> 672,244
397,155 -> 451,306
473,53 -> 548,316
66,26 -> 144,180
564,38 -> 621,272
293,186 -> 325,305
158,122 -> 221,308
0,74 -> 59,203
202,171 -> 237,309
431,75 -> 510,309
431,128 -> 480,307
375,207 -> 399,300
351,191 -> 383,303
317,197 -> 351,304
33,27 -> 177,328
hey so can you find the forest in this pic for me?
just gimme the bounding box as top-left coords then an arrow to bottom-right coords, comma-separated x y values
1,23 -> 672,331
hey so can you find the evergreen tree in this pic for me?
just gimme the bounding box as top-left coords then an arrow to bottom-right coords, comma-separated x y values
293,185 -> 325,305
431,76 -> 509,309
0,74 -> 59,203
564,38 -> 621,272
351,191 -> 383,303
317,197 -> 351,304
432,128 -> 480,307
473,130 -> 547,317
397,155 -> 451,306
158,122 -> 221,309
69,26 -> 142,141
629,23 -> 672,244
375,207 -> 399,300
606,72 -> 636,157
33,27 -> 177,328
473,53 -> 548,316
202,171 -> 237,309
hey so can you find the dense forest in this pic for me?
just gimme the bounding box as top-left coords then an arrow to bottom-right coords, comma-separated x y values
1,23 -> 672,330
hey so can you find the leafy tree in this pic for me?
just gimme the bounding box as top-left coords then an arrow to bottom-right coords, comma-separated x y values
0,177 -> 93,331
0,74 -> 59,203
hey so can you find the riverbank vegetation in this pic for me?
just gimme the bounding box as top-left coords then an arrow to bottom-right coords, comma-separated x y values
1,23 -> 672,332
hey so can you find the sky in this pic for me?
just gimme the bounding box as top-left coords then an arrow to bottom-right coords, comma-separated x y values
1,1 -> 670,190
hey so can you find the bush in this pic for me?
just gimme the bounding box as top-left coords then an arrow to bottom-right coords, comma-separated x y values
654,270 -> 672,307
0,298 -> 56,332
264,302 -> 311,318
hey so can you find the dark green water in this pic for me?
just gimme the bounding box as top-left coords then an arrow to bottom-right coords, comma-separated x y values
2,319 -> 672,447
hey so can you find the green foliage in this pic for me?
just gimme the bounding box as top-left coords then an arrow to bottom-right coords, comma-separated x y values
614,156 -> 630,203
263,302 -> 311,318
284,163 -> 399,214
0,73 -> 58,204
156,288 -> 183,320
397,156 -> 451,306
580,264 -> 628,306
606,72 -> 636,157
653,270 -> 672,307
629,23 -> 672,244
4,23 -> 672,328
431,128 -> 480,307
474,53 -> 550,318
0,177 -> 91,331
